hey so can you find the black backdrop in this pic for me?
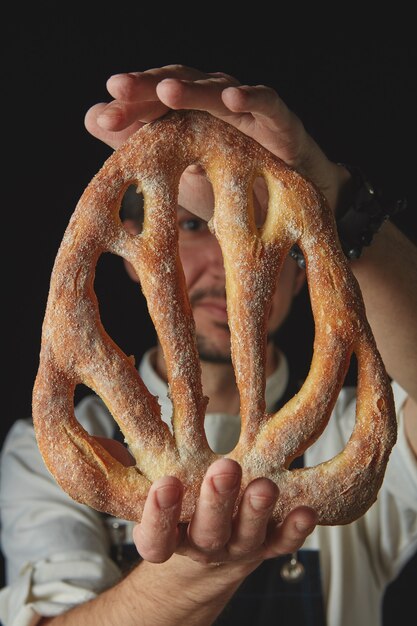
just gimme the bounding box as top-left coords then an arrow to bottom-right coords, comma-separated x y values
3,6 -> 417,622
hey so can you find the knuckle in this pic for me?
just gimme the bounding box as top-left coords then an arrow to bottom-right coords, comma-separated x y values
255,84 -> 276,97
192,552 -> 220,566
217,72 -> 239,84
194,536 -> 226,553
230,542 -> 259,559
162,63 -> 186,71
139,547 -> 170,563
116,81 -> 136,100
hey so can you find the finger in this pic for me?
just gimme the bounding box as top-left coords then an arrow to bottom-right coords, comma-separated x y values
106,65 -> 214,100
264,506 -> 317,559
132,477 -> 183,563
84,103 -> 145,149
187,458 -> 242,553
228,478 -> 278,558
221,85 -> 304,164
96,99 -> 169,131
156,75 -> 241,117
222,85 -> 294,128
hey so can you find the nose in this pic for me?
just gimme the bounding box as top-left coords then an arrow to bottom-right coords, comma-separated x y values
204,235 -> 225,277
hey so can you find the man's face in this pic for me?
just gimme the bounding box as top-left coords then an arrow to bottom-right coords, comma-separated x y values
123,174 -> 305,364
176,175 -> 305,363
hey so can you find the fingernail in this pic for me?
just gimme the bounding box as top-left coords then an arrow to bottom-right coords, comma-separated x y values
97,104 -> 121,126
212,473 -> 239,494
295,521 -> 316,534
250,494 -> 275,511
96,114 -> 114,130
155,485 -> 180,509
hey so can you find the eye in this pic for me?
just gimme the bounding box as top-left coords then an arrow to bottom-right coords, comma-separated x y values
179,217 -> 208,233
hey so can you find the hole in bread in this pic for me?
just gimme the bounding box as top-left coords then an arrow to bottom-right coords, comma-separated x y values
253,176 -> 269,232
175,174 -> 234,374
120,184 -> 144,235
69,386 -> 136,466
84,185 -> 156,415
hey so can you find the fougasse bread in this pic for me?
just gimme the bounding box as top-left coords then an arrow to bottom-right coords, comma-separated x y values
32,110 -> 397,524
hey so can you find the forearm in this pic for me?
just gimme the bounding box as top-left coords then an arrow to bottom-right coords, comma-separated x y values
351,221 -> 417,400
323,160 -> 417,400
350,220 -> 417,456
323,159 -> 417,453
38,554 -> 256,626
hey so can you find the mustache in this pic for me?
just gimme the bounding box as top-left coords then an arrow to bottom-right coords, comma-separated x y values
189,287 -> 227,306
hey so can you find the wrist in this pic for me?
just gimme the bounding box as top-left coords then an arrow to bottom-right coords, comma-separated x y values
290,163 -> 407,267
335,164 -> 407,259
159,552 -> 259,580
130,553 -> 260,595
126,555 -> 260,626
323,162 -> 352,214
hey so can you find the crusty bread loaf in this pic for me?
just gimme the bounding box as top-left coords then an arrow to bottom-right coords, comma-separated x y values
32,110 -> 397,524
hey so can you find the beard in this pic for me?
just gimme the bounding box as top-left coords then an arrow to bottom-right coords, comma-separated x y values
195,327 -> 233,364
190,286 -> 232,363
190,286 -> 280,364
196,327 -> 278,364
190,286 -> 232,364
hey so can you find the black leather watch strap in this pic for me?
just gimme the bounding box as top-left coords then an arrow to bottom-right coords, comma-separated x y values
336,164 -> 407,259
290,165 -> 407,266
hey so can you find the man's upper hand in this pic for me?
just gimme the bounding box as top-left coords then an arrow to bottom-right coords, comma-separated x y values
84,63 -> 348,212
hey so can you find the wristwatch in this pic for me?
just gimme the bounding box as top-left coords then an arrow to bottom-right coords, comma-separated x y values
290,164 -> 407,267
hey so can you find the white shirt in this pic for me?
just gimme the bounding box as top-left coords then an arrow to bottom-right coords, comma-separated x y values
0,349 -> 416,626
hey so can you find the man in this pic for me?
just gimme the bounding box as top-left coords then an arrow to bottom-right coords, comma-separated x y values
0,64 -> 416,626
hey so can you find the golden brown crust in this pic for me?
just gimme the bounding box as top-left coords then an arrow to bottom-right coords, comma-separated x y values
32,110 -> 397,524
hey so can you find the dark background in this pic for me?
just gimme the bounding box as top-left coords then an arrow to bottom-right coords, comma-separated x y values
3,6 -> 416,622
